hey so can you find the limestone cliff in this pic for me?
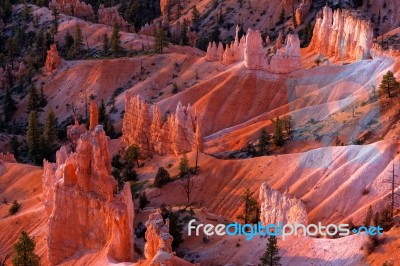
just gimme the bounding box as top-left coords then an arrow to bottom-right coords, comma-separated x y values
122,94 -> 203,157
259,183 -> 307,226
45,44 -> 61,73
206,26 -> 301,74
42,126 -> 134,265
308,6 -> 373,61
98,5 -> 131,31
49,0 -> 94,19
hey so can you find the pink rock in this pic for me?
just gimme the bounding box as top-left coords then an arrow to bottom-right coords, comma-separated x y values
42,126 -> 134,264
122,94 -> 203,157
45,44 -> 62,73
308,6 -> 373,61
50,0 -> 94,20
97,5 -> 131,32
89,100 -> 98,131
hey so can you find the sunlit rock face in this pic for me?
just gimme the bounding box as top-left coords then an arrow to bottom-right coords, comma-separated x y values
49,0 -> 94,19
295,0 -> 312,25
308,6 -> 373,61
89,100 -> 98,131
97,5 -> 130,31
122,94 -> 203,157
139,211 -> 195,266
206,26 -> 301,74
42,126 -> 134,265
45,44 -> 61,73
259,183 -> 307,226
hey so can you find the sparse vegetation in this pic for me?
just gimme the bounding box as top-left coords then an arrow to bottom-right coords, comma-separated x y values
12,231 -> 40,266
260,235 -> 281,266
379,71 -> 399,98
9,200 -> 21,215
236,188 -> 260,224
154,167 -> 171,188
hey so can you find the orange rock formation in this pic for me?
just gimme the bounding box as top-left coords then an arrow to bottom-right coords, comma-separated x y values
49,0 -> 94,19
45,44 -> 61,73
206,26 -> 301,74
308,6 -> 374,61
43,126 -> 134,264
97,5 -> 131,31
122,94 -> 203,157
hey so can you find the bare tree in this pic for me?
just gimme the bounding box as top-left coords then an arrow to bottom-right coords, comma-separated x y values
383,159 -> 400,217
179,173 -> 194,205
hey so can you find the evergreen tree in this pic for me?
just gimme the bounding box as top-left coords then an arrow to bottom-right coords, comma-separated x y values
51,8 -> 59,38
191,5 -> 200,28
260,236 -> 281,266
111,23 -> 122,57
27,84 -> 40,113
22,2 -> 32,22
44,108 -> 58,160
154,26 -> 168,54
279,8 -> 286,25
379,71 -> 399,98
11,231 -> 40,266
363,205 -> 373,228
236,188 -> 260,224
10,135 -> 19,160
180,19 -> 189,46
2,88 -> 17,122
258,128 -> 269,155
126,144 -> 141,168
139,192 -> 150,210
154,167 -> 171,188
26,111 -> 42,164
99,99 -> 106,124
64,31 -> 74,52
179,153 -> 190,177
273,117 -> 285,146
102,33 -> 110,55
69,25 -> 83,58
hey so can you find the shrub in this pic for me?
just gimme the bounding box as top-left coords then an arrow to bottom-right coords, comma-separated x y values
154,167 -> 171,188
9,200 -> 21,215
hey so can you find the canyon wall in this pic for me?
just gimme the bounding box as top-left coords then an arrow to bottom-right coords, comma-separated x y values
98,5 -> 131,31
206,26 -> 301,74
122,94 -> 203,157
45,44 -> 61,73
49,0 -> 94,19
308,6 -> 374,61
259,183 -> 307,226
0,152 -> 16,164
42,126 -> 134,265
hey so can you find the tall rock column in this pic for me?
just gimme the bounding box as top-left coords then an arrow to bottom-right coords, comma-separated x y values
43,126 -> 134,265
89,100 -> 99,131
244,29 -> 265,70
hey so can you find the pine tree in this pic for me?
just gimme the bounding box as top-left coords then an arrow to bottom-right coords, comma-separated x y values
363,205 -> 373,228
191,5 -> 200,28
111,23 -> 122,57
22,2 -> 32,22
154,167 -> 171,188
179,153 -> 190,177
51,8 -> 59,38
44,108 -> 58,160
126,144 -> 141,168
27,84 -> 40,113
26,111 -> 42,164
11,231 -> 40,266
99,99 -> 106,124
379,71 -> 399,98
236,188 -> 260,224
260,235 -> 281,266
102,33 -> 110,55
154,26 -> 168,54
180,19 -> 189,46
258,128 -> 269,155
64,31 -> 74,51
279,8 -> 286,25
273,116 -> 285,146
69,25 -> 83,58
2,88 -> 17,122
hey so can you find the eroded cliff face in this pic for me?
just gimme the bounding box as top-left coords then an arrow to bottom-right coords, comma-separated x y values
308,6 -> 374,61
98,5 -> 131,31
0,152 -> 16,164
45,44 -> 61,73
50,0 -> 94,19
42,126 -> 134,265
122,94 -> 203,157
259,183 -> 307,226
206,26 -> 301,74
